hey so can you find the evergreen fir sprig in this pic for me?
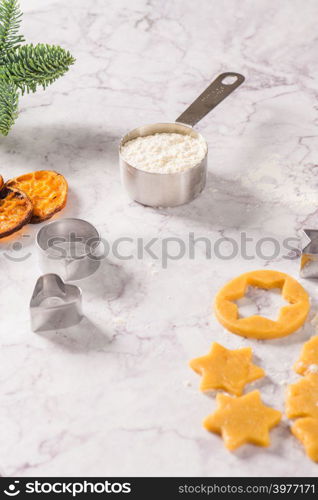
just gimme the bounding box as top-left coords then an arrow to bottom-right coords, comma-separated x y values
0,0 -> 24,59
3,44 -> 75,94
0,0 -> 75,135
0,75 -> 18,135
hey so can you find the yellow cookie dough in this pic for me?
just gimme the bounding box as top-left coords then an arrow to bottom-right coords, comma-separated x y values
286,374 -> 318,419
203,390 -> 282,451
291,418 -> 318,462
189,342 -> 264,396
294,336 -> 318,376
214,270 -> 310,340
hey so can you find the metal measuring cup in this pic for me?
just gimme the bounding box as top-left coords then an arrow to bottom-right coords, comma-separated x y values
119,72 -> 245,207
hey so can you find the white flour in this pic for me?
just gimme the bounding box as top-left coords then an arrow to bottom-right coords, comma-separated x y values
120,132 -> 207,173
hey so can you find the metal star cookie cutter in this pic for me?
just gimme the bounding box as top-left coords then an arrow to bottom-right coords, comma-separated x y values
30,273 -> 83,332
300,229 -> 318,279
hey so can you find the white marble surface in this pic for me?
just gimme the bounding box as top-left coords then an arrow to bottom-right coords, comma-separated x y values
0,0 -> 318,477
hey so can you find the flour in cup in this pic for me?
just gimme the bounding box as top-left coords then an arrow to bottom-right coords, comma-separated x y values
120,132 -> 207,174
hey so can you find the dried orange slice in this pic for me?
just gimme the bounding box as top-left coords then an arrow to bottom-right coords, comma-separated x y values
0,187 -> 33,238
7,170 -> 68,223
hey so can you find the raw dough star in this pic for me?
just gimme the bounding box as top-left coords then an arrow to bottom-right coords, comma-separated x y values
286,374 -> 318,419
189,342 -> 264,396
291,418 -> 318,462
203,390 -> 282,451
294,335 -> 318,375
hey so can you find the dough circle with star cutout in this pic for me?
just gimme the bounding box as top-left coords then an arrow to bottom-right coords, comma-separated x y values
214,270 -> 309,340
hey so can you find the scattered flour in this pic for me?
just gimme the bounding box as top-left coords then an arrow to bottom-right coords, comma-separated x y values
120,132 -> 207,173
240,154 -> 317,206
294,360 -> 318,374
307,364 -> 318,374
113,316 -> 126,325
311,314 -> 318,328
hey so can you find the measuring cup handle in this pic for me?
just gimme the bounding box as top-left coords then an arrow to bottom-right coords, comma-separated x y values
176,72 -> 245,127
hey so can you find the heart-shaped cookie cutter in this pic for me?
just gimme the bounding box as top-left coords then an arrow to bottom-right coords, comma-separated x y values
30,273 -> 83,332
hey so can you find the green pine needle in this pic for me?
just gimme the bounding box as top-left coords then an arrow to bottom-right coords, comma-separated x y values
0,75 -> 18,135
2,43 -> 75,94
0,0 -> 75,135
0,0 -> 24,59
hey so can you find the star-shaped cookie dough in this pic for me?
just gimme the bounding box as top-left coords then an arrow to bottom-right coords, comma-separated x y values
294,335 -> 318,376
189,342 -> 265,396
203,390 -> 282,450
291,418 -> 318,462
286,374 -> 318,419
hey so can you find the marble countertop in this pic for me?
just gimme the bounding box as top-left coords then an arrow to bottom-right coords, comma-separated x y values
1,0 -> 318,477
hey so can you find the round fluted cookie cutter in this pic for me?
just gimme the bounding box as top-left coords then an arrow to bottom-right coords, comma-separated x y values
214,270 -> 310,339
119,72 -> 245,207
36,218 -> 101,281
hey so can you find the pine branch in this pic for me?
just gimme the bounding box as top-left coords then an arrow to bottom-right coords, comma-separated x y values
1,43 -> 75,94
0,76 -> 18,135
0,0 -> 75,135
0,0 -> 24,59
